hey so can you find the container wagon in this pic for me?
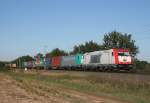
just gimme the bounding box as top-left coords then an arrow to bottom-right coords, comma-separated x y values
11,63 -> 17,68
61,54 -> 83,69
5,63 -> 12,68
51,56 -> 61,69
26,61 -> 35,69
34,57 -> 45,69
45,58 -> 52,69
23,62 -> 28,68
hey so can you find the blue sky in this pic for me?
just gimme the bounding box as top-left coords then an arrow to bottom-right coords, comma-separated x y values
0,0 -> 150,61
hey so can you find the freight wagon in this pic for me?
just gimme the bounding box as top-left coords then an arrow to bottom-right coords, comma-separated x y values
34,57 -> 45,69
11,64 -> 17,68
5,63 -> 17,68
26,61 -> 35,69
23,62 -> 28,68
5,63 -> 12,68
45,58 -> 52,69
51,56 -> 61,69
61,54 -> 83,69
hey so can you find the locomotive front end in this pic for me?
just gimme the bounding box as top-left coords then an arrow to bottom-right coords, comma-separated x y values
113,49 -> 133,70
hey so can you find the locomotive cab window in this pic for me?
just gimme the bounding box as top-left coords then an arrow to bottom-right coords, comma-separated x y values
118,52 -> 130,56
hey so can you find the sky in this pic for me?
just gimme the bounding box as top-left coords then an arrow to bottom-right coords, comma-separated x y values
0,0 -> 150,62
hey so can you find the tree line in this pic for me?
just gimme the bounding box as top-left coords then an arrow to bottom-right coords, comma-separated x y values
9,31 -> 139,64
45,31 -> 138,57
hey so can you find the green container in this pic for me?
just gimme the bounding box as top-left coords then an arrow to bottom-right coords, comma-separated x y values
35,57 -> 45,66
75,54 -> 84,65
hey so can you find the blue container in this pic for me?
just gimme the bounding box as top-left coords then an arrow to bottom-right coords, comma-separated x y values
45,58 -> 52,68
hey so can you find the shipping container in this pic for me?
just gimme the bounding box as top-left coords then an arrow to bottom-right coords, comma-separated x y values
45,58 -> 52,69
61,55 -> 76,67
27,61 -> 34,68
75,54 -> 84,65
5,63 -> 11,68
51,56 -> 61,68
35,57 -> 45,67
23,62 -> 28,67
61,54 -> 84,67
12,64 -> 17,68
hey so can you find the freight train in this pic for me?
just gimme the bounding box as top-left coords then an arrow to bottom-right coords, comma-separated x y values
22,48 -> 133,71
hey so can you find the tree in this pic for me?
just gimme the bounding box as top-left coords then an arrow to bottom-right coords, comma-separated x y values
11,55 -> 34,68
46,48 -> 68,57
0,61 -> 5,68
22,55 -> 34,61
71,41 -> 104,54
12,55 -> 33,63
34,53 -> 44,58
103,31 -> 139,56
134,59 -> 150,73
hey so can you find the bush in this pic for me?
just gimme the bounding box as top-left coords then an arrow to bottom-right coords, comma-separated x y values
0,61 -> 5,68
134,60 -> 150,74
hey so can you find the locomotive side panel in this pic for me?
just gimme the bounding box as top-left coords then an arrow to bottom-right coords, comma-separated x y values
100,49 -> 115,64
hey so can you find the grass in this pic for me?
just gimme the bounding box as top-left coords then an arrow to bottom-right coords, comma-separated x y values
0,68 -> 150,103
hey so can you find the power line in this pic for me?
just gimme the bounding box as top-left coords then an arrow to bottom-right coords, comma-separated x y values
133,29 -> 150,34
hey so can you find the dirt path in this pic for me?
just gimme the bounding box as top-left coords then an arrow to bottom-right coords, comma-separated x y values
0,73 -> 128,103
0,74 -> 63,103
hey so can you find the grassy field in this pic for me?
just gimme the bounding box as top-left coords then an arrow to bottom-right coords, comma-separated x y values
0,68 -> 150,103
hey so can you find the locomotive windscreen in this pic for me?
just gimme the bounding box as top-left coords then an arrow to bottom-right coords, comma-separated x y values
118,52 -> 130,56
